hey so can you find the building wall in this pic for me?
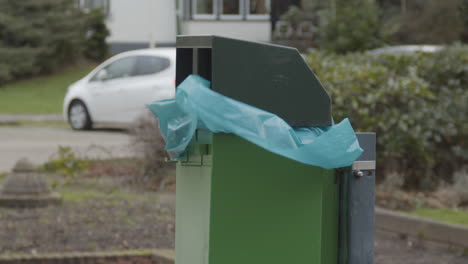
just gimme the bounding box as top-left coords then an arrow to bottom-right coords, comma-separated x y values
106,0 -> 177,52
181,21 -> 271,42
104,0 -> 272,52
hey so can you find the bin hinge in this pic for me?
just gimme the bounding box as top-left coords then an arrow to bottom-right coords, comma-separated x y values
180,144 -> 209,167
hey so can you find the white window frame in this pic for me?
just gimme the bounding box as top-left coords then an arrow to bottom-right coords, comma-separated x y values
246,0 -> 270,20
220,0 -> 243,20
189,0 -> 270,21
192,0 -> 218,20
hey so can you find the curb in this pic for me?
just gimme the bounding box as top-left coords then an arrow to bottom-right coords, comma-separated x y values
0,114 -> 63,123
376,207 -> 468,249
0,249 -> 174,264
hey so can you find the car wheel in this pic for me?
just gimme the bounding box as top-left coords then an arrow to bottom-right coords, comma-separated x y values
68,100 -> 92,130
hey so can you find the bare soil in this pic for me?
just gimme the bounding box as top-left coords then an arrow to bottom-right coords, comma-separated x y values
1,192 -> 468,264
0,197 -> 174,254
375,231 -> 468,264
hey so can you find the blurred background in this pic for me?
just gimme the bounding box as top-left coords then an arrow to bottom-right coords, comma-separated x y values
0,0 -> 467,263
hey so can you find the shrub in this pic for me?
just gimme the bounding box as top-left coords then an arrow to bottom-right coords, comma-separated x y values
129,111 -> 173,180
43,145 -> 88,178
320,0 -> 383,53
0,0 -> 109,84
376,0 -> 465,45
396,0 -> 463,45
307,45 -> 467,189
461,0 -> 468,42
453,170 -> 468,206
84,9 -> 110,61
280,6 -> 306,28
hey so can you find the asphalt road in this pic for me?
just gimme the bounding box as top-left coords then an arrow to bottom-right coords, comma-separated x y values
0,125 -> 133,172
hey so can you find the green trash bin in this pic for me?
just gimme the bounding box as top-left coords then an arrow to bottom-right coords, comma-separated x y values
175,36 -> 342,264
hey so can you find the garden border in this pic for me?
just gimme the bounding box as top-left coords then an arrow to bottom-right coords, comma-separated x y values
0,249 -> 174,264
376,207 -> 468,250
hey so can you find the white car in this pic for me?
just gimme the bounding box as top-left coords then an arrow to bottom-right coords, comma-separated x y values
368,45 -> 443,55
63,48 -> 175,130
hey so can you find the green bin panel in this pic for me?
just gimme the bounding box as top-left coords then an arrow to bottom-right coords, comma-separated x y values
175,133 -> 339,264
175,153 -> 212,264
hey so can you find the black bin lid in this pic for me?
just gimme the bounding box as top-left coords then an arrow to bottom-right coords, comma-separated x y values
177,35 -> 331,127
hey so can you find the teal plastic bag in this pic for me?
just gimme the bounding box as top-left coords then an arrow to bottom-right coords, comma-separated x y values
147,75 -> 363,169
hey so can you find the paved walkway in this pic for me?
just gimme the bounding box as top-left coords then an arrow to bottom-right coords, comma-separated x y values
0,126 -> 133,172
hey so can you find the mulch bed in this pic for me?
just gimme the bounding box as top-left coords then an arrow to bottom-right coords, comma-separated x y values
0,197 -> 174,255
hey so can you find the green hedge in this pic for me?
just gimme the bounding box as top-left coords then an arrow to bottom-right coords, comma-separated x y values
0,0 -> 108,85
307,45 -> 468,189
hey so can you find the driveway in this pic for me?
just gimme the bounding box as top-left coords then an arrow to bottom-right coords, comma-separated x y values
0,126 -> 133,172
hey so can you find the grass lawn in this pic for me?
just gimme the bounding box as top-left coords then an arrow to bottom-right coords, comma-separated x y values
0,64 -> 95,114
408,208 -> 468,226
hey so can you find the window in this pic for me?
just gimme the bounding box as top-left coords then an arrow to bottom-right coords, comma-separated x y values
193,0 -> 217,19
105,57 -> 136,80
190,0 -> 270,20
221,0 -> 243,19
134,56 -> 171,76
91,57 -> 136,81
247,0 -> 270,19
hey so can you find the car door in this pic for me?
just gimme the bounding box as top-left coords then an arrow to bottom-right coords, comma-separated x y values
88,56 -> 137,123
119,55 -> 174,121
